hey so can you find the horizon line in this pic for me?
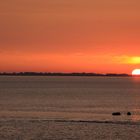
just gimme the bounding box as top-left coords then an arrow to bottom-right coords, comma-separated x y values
0,72 -> 132,77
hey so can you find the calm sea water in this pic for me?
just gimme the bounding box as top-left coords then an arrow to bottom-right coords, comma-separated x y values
0,76 -> 140,122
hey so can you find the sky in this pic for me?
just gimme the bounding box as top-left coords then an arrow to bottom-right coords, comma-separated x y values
0,0 -> 140,74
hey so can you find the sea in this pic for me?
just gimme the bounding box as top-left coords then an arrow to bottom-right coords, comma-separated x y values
0,76 -> 140,123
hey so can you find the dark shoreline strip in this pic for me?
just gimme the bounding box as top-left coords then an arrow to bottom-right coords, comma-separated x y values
45,120 -> 140,125
0,119 -> 140,126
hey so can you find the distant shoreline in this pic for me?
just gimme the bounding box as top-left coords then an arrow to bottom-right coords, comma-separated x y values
0,72 -> 131,77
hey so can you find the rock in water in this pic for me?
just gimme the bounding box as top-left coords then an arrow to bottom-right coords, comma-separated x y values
127,112 -> 131,115
112,112 -> 121,116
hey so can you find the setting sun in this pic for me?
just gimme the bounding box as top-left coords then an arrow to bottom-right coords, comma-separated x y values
132,69 -> 140,76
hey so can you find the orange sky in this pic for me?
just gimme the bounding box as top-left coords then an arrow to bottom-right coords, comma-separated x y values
0,0 -> 140,74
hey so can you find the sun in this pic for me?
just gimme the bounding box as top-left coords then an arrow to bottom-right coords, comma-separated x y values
132,69 -> 140,76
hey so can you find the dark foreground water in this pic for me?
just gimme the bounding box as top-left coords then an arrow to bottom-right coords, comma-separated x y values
0,76 -> 140,123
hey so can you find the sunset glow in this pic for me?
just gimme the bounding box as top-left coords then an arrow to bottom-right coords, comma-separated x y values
0,0 -> 140,73
128,57 -> 140,64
